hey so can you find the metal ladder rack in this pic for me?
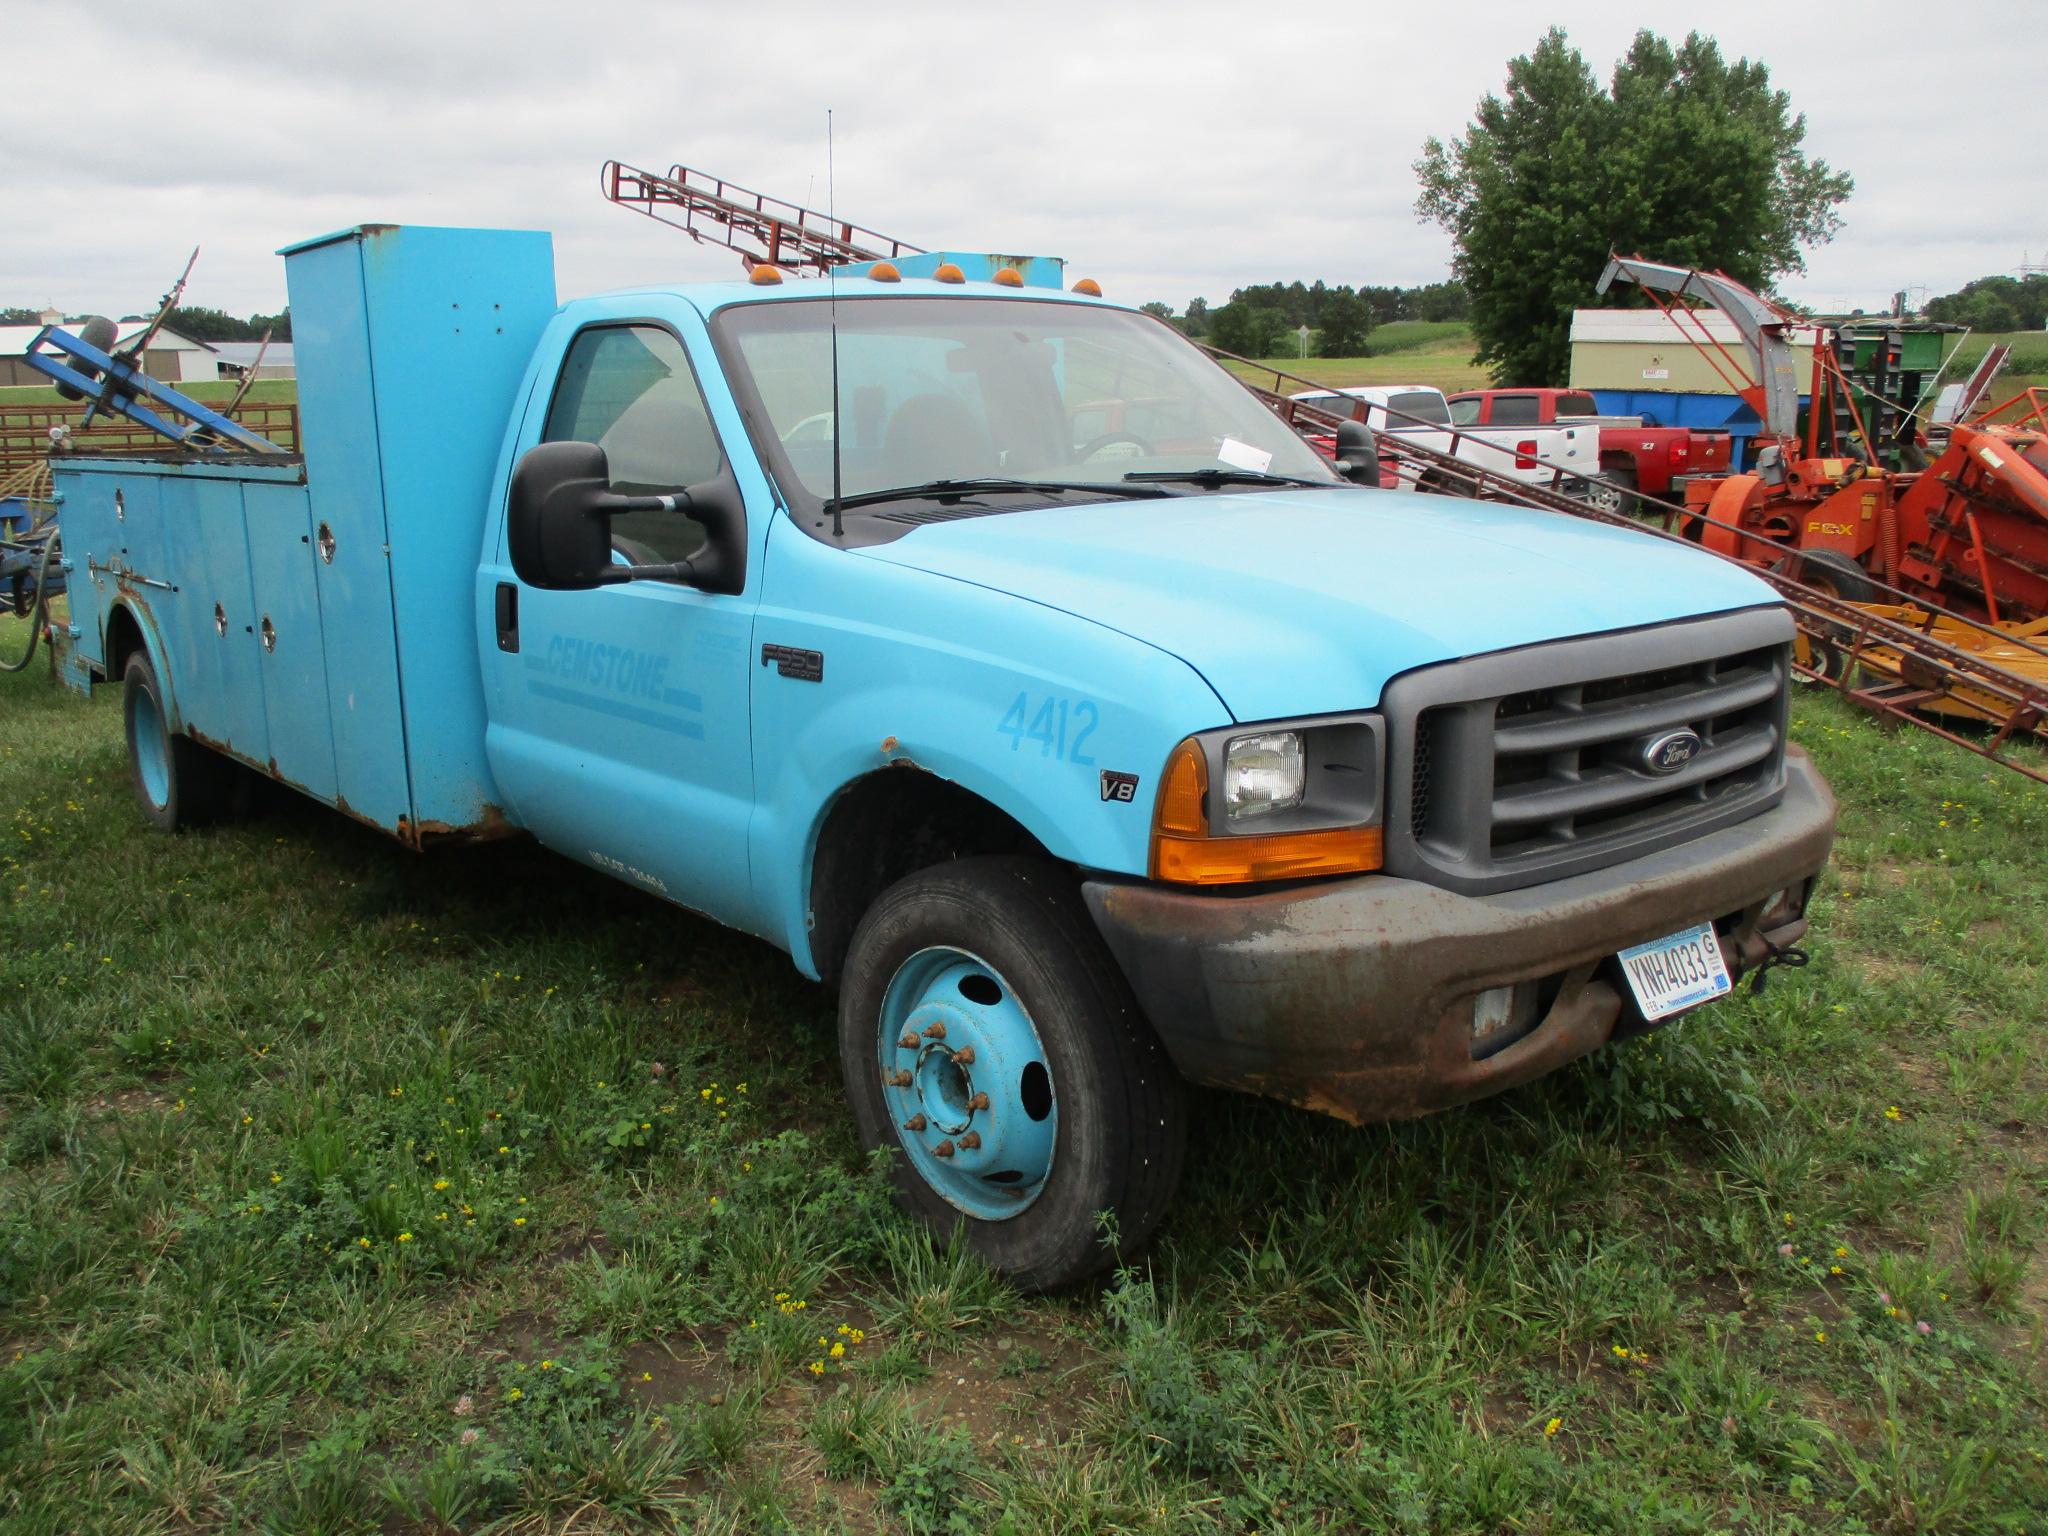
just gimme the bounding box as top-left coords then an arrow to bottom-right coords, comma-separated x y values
600,160 -> 923,276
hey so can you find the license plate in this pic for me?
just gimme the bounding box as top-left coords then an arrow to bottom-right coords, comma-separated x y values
1617,921 -> 1731,1021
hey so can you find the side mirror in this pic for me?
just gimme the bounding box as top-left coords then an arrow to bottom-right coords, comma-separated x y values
509,441 -> 616,589
1335,419 -> 1382,487
508,440 -> 748,594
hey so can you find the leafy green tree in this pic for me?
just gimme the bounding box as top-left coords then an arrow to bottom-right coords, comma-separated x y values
1316,290 -> 1372,355
1208,301 -> 1287,357
1138,301 -> 1175,323
1415,28 -> 1852,384
1181,297 -> 1210,338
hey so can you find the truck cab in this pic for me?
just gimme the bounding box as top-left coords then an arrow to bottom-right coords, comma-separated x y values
1446,387 -> 1733,511
44,227 -> 1835,1287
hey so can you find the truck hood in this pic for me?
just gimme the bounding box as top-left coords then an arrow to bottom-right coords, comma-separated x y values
855,486 -> 1781,721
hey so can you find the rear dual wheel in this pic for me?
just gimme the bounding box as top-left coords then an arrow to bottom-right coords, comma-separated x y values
838,857 -> 1186,1290
123,651 -> 239,831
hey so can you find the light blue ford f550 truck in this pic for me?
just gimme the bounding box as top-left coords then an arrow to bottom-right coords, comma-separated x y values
41,226 -> 1835,1286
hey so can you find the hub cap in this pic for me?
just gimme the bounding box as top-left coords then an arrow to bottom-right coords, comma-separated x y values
876,947 -> 1056,1220
128,681 -> 170,810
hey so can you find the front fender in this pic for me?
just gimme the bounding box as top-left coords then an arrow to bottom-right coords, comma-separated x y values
748,540 -> 1229,976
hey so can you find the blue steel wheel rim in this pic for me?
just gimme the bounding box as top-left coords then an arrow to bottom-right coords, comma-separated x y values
129,678 -> 170,810
876,946 -> 1057,1221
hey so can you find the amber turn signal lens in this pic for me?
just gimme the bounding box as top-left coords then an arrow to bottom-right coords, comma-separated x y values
1153,824 -> 1384,886
868,261 -> 902,283
1154,739 -> 1208,836
1071,277 -> 1103,296
992,267 -> 1025,287
932,262 -> 966,284
749,264 -> 784,286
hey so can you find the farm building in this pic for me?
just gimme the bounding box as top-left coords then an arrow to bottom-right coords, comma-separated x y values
1568,308 -> 1826,395
0,314 -> 219,387
209,341 -> 295,381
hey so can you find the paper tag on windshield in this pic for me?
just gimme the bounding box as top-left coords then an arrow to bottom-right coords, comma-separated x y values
1216,437 -> 1273,473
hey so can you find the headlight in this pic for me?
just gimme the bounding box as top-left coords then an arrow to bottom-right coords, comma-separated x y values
1151,714 -> 1385,885
1223,732 -> 1303,821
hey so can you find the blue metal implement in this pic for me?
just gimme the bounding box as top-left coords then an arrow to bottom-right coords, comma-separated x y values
20,327 -> 285,454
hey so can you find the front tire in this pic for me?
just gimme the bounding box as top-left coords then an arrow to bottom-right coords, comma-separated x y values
123,651 -> 235,832
837,856 -> 1186,1290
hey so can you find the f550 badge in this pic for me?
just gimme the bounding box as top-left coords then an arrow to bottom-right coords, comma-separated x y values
1100,770 -> 1140,803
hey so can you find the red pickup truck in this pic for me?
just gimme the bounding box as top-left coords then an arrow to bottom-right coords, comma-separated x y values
1446,388 -> 1731,512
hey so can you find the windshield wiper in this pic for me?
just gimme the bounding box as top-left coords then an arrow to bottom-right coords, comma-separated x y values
829,477 -> 1174,512
1122,468 -> 1335,489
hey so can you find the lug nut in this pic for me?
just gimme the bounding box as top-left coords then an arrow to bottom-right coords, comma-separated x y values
966,1092 -> 990,1112
898,1033 -> 920,1050
903,1113 -> 927,1132
921,1021 -> 947,1040
952,1046 -> 976,1066
933,1139 -> 955,1158
958,1131 -> 982,1151
887,1069 -> 913,1088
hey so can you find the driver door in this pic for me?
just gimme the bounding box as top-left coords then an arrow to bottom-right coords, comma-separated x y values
481,320 -> 760,926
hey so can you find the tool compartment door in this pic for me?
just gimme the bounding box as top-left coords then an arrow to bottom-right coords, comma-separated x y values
289,233 -> 415,834
163,473 -> 268,758
243,481 -> 339,800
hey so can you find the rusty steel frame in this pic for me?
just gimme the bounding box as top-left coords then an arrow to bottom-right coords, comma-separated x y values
1204,343 -> 2048,787
600,160 -> 922,276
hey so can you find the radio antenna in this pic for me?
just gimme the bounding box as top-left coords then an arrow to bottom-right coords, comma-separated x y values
826,108 -> 845,540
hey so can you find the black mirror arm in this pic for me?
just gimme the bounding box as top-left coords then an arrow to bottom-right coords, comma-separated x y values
587,488 -> 699,585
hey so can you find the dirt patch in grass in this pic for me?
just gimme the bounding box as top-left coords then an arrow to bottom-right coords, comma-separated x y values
900,1326 -> 1103,1454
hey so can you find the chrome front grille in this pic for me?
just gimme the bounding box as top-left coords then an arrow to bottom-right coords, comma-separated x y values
1382,609 -> 1794,896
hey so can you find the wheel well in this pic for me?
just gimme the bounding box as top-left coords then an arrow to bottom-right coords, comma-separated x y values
104,604 -> 145,683
808,769 -> 1050,985
1599,452 -> 1637,475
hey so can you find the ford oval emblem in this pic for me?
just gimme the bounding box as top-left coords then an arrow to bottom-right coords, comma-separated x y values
1637,728 -> 1704,776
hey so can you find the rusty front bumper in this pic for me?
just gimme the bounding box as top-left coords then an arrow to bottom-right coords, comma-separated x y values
1083,748 -> 1836,1126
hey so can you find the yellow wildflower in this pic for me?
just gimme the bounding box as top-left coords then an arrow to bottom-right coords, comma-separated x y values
808,1360 -> 825,1376
1544,1417 -> 1562,1436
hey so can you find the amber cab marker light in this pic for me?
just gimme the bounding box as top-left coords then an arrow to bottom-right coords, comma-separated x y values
933,262 -> 966,284
1072,277 -> 1103,296
992,266 -> 1025,288
1149,737 -> 1383,885
748,264 -> 784,286
868,261 -> 902,283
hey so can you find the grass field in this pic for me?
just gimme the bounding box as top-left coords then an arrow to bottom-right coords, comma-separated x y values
1224,322 -> 1492,394
0,380 -> 298,409
3,615 -> 2048,1533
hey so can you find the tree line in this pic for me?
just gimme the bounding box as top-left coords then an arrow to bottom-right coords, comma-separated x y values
1139,280 -> 1469,357
1925,274 -> 2048,335
0,305 -> 291,341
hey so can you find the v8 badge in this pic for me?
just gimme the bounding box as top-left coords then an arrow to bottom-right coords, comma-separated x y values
1100,770 -> 1140,804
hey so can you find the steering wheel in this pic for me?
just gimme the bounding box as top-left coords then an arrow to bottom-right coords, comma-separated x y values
1075,431 -> 1155,463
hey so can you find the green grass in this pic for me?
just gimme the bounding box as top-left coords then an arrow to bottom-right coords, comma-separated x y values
3,613 -> 2047,1532
0,379 -> 298,408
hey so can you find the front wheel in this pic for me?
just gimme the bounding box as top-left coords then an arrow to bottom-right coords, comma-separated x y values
837,857 -> 1186,1290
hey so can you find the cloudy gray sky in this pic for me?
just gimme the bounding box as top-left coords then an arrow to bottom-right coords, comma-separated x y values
2,0 -> 2039,321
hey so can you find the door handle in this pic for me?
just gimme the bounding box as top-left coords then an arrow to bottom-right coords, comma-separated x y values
495,582 -> 519,653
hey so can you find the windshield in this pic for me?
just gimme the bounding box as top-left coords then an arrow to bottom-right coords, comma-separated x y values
712,297 -> 1339,516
